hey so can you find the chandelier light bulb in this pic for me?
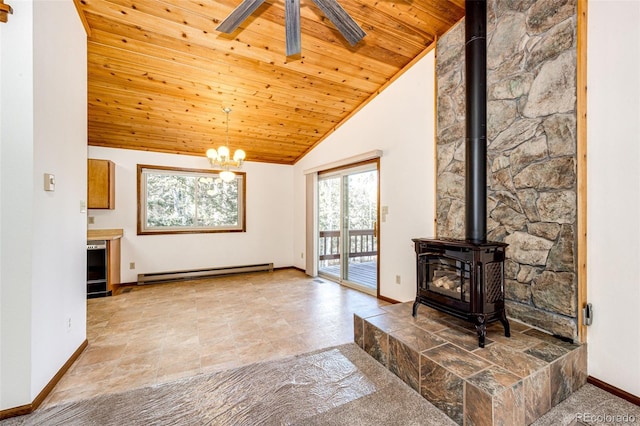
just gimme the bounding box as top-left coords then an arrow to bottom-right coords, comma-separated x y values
219,170 -> 235,182
217,145 -> 230,159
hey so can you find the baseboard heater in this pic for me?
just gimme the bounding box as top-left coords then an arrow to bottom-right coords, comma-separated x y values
137,263 -> 274,285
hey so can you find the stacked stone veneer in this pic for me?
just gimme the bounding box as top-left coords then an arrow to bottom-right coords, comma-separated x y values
436,0 -> 579,340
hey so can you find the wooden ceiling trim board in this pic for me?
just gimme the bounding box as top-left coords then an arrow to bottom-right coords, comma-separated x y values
73,0 -> 92,36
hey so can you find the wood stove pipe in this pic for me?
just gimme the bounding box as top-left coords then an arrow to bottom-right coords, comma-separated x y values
464,0 -> 487,243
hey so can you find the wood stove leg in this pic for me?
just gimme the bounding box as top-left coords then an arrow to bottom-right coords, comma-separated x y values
412,299 -> 420,317
474,315 -> 486,348
499,310 -> 511,337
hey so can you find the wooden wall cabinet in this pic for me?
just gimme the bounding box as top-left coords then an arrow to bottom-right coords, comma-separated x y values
88,159 -> 115,209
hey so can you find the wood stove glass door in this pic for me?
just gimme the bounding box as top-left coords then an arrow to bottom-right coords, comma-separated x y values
317,162 -> 378,295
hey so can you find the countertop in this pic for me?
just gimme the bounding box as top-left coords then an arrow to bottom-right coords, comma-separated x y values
87,228 -> 123,240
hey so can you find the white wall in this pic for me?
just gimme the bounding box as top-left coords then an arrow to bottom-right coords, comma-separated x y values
0,0 -> 87,410
0,0 -> 34,409
293,51 -> 436,302
88,147 -> 294,283
31,0 -> 88,400
587,0 -> 640,397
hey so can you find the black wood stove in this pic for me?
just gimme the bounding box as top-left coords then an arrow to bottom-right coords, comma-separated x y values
412,0 -> 510,347
412,238 -> 509,347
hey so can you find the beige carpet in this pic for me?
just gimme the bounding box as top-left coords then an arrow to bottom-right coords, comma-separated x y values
2,344 -> 638,425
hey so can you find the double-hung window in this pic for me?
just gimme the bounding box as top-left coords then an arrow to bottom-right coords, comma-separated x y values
137,164 -> 246,234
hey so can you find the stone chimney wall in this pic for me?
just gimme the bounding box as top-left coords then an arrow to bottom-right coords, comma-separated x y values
436,0 -> 578,340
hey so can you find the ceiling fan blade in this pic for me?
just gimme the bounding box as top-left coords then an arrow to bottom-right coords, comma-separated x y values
310,0 -> 366,46
216,0 -> 266,33
285,0 -> 301,56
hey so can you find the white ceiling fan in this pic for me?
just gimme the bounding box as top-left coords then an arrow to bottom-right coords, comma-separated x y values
216,0 -> 366,56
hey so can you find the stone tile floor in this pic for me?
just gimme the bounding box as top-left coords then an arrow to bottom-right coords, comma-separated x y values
41,269 -> 389,408
355,302 -> 587,425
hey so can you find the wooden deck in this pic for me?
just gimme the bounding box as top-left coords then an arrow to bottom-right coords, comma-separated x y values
319,260 -> 377,290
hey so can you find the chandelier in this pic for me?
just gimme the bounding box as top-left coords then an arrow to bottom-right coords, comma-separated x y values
206,107 -> 246,182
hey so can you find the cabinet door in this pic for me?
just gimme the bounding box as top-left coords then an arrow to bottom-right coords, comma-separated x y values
107,238 -> 121,293
88,159 -> 115,209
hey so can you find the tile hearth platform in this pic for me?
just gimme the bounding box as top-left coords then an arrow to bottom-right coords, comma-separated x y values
354,302 -> 587,425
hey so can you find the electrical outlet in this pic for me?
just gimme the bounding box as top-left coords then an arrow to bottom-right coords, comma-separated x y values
395,275 -> 401,285
129,262 -> 136,270
66,317 -> 72,332
300,252 -> 304,259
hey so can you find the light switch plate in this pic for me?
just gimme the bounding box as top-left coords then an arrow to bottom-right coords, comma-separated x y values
44,173 -> 55,191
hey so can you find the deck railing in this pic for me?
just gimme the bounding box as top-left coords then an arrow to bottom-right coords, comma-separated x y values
319,229 -> 377,262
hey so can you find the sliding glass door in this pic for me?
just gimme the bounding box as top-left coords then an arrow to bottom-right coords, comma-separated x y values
317,161 -> 378,295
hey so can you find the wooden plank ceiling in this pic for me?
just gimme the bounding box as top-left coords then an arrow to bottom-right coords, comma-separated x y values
75,0 -> 464,165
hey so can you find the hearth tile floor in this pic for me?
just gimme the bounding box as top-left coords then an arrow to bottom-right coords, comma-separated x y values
355,302 -> 587,425
41,269 -> 390,409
